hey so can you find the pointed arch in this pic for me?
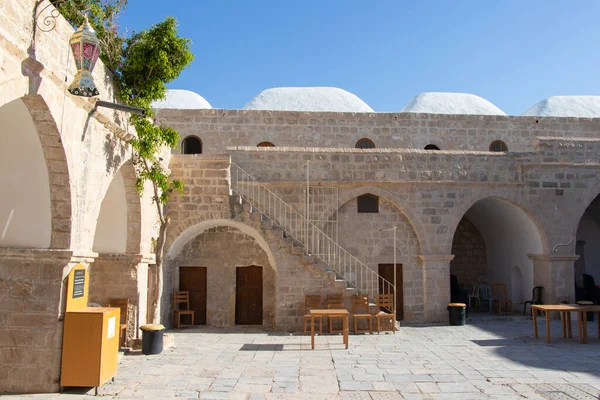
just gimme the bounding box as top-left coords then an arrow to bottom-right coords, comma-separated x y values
0,95 -> 71,249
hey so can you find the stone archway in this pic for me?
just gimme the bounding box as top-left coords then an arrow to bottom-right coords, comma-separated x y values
166,219 -> 277,328
0,96 -> 71,249
574,192 -> 600,300
450,197 -> 546,307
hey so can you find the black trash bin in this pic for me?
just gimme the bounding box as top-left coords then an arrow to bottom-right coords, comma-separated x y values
141,324 -> 165,355
447,303 -> 466,326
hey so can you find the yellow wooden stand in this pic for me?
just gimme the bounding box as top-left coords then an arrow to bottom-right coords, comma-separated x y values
60,264 -> 120,394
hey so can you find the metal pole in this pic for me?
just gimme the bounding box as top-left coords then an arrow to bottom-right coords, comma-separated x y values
393,226 -> 397,323
306,161 -> 310,252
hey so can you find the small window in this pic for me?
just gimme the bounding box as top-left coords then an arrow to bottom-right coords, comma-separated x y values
489,140 -> 508,152
424,144 -> 440,150
182,136 -> 202,154
357,194 -> 379,213
257,142 -> 275,147
355,138 -> 375,149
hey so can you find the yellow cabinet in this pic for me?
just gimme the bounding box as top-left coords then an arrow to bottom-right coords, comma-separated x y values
60,307 -> 120,388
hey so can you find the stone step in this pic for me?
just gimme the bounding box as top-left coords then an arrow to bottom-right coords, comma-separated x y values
249,212 -> 263,221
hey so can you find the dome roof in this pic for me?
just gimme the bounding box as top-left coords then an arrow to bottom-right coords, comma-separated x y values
152,89 -> 212,110
244,87 -> 374,112
401,92 -> 506,115
522,96 -> 600,118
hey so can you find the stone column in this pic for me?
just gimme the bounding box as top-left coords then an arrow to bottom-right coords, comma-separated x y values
0,249 -> 98,394
528,254 -> 579,304
419,254 -> 455,323
88,253 -> 154,343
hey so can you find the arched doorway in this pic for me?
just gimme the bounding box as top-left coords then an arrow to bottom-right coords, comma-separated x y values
574,193 -> 600,301
167,221 -> 276,328
0,98 -> 52,248
334,192 -> 421,321
451,198 -> 544,308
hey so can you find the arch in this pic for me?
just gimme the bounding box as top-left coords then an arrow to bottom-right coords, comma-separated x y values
449,196 -> 546,303
92,161 -> 141,254
0,96 -> 71,249
424,144 -> 440,150
335,186 -> 425,250
355,138 -> 375,149
257,141 -> 275,147
182,135 -> 202,154
167,219 -> 277,271
574,192 -> 600,291
489,140 -> 508,152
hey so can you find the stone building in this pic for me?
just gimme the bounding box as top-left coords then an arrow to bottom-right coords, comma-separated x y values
1,0 -> 159,393
155,88 -> 600,332
2,0 -> 600,395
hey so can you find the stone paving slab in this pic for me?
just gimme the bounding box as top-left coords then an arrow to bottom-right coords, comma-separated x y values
5,319 -> 600,399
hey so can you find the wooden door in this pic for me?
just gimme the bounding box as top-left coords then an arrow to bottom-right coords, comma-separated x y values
179,267 -> 207,325
378,264 -> 404,320
236,266 -> 263,325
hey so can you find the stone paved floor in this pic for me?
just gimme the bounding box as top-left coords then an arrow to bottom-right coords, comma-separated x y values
6,318 -> 600,399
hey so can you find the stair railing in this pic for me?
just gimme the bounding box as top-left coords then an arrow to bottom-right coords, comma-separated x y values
230,163 -> 395,303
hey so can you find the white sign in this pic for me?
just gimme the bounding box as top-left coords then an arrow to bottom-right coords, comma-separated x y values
107,316 -> 116,339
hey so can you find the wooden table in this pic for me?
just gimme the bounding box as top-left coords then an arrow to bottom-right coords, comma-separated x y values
531,304 -> 600,343
310,309 -> 349,350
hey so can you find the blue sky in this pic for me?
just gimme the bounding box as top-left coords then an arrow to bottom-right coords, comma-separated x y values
119,1 -> 600,114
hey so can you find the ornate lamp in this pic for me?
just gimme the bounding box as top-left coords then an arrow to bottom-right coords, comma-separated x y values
68,16 -> 100,97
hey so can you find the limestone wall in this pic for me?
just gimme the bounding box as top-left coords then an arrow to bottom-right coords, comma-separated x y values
155,108 -> 600,154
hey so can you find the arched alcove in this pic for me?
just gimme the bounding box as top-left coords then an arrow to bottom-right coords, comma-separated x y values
451,198 -> 544,304
93,170 -> 128,253
0,98 -> 52,248
574,193 -> 600,300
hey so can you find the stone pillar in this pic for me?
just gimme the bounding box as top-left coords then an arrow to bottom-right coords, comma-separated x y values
528,254 -> 579,304
0,249 -> 97,394
419,254 -> 455,323
88,254 -> 154,343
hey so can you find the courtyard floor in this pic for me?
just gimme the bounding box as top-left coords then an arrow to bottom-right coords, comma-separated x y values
6,318 -> 600,400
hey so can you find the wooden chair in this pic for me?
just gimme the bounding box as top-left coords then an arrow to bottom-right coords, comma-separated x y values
326,294 -> 345,333
107,298 -> 129,348
492,283 -> 512,315
303,295 -> 323,334
376,293 -> 395,334
352,295 -> 372,334
173,291 -> 195,328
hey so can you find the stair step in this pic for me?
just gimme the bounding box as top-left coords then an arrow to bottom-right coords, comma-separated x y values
242,203 -> 252,212
250,212 -> 263,221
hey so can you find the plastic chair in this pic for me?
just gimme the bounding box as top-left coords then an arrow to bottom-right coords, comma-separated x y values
478,284 -> 493,312
173,291 -> 195,328
523,286 -> 544,315
468,284 -> 480,309
303,295 -> 323,334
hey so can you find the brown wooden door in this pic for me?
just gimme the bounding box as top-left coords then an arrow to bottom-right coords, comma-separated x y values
179,267 -> 207,325
236,266 -> 263,325
378,264 -> 404,320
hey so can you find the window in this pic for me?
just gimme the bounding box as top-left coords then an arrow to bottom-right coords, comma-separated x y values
489,140 -> 508,152
257,142 -> 275,147
357,194 -> 379,213
424,144 -> 440,150
355,138 -> 375,149
182,136 -> 202,154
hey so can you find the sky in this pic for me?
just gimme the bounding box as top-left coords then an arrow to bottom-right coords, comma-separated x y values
118,1 -> 600,114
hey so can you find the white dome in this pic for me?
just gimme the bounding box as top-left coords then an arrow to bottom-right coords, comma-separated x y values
522,96 -> 600,118
152,89 -> 212,110
401,92 -> 506,115
244,87 -> 374,112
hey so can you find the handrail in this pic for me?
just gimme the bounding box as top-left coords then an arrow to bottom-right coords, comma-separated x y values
230,163 -> 395,302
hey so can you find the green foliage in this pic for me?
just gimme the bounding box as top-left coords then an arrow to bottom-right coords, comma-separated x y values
56,1 -> 193,208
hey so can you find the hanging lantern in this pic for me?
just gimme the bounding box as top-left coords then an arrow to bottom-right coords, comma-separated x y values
68,16 -> 101,97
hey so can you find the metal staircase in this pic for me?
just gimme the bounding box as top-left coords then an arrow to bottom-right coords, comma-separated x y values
230,163 -> 394,302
